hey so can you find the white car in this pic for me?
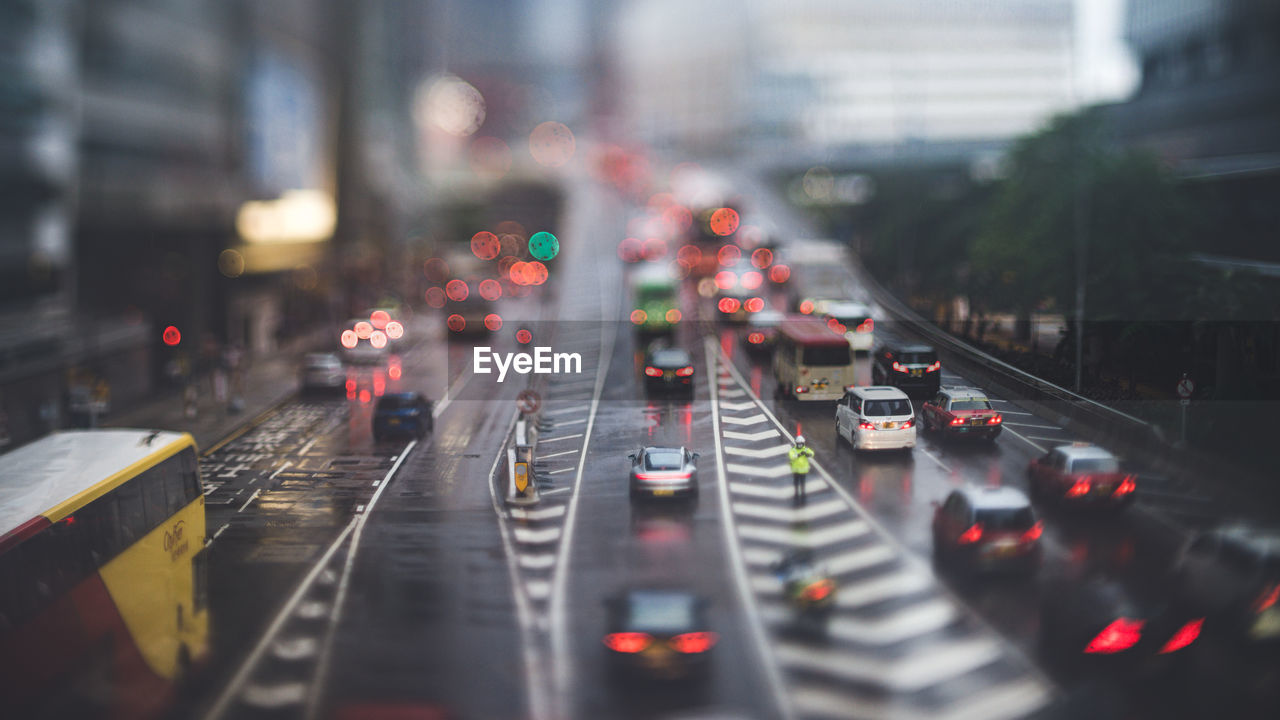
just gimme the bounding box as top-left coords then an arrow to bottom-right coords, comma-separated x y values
301,352 -> 345,392
836,386 -> 916,451
823,301 -> 875,353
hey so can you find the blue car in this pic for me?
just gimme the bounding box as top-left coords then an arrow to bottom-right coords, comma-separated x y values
372,392 -> 433,441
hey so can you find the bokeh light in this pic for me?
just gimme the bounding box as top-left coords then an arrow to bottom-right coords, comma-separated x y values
715,271 -> 737,290
415,73 -> 485,137
510,261 -> 529,285
526,261 -> 549,285
662,205 -> 692,234
447,314 -> 466,332
529,121 -> 576,168
218,249 -> 244,278
718,297 -> 741,313
718,244 -> 741,266
665,309 -> 682,323
340,330 -> 358,349
354,321 -> 373,339
630,309 -> 647,325
617,237 -> 642,262
471,231 -> 500,260
498,255 -> 520,278
370,310 -> 390,329
162,326 -> 181,346
751,248 -> 773,269
745,297 -> 765,313
478,278 -> 502,301
516,328 -> 533,344
445,279 -> 469,301
769,264 -> 791,283
799,300 -> 814,314
528,231 -> 560,261
709,207 -> 740,236
385,321 -> 404,340
741,271 -> 763,290
641,237 -> 667,261
369,330 -> 388,349
484,313 -> 503,332
676,244 -> 702,268
425,287 -> 446,308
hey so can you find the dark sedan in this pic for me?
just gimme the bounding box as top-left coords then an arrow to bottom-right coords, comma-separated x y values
372,392 -> 433,441
603,589 -> 716,682
629,446 -> 699,500
642,348 -> 696,394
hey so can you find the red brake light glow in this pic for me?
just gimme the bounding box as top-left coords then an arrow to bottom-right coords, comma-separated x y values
1066,479 -> 1091,497
856,318 -> 873,333
795,385 -> 809,394
901,418 -> 914,429
644,366 -> 662,377
949,416 -> 966,426
748,332 -> 765,344
668,631 -> 718,654
675,366 -> 695,377
892,362 -> 908,373
858,421 -> 874,430
1021,521 -> 1043,543
803,579 -> 835,602
1114,476 -> 1136,496
988,414 -> 1003,425
957,524 -> 983,544
603,632 -> 653,653
1084,618 -> 1144,654
1158,618 -> 1204,654
925,361 -> 941,372
1253,584 -> 1280,613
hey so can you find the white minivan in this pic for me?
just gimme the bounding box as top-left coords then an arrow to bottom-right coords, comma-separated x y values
835,386 -> 917,451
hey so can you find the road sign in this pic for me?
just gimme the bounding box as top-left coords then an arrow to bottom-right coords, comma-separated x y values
1176,375 -> 1194,399
514,461 -> 529,493
516,389 -> 541,415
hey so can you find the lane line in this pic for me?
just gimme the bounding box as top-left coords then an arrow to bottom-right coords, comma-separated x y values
297,437 -> 318,455
1001,422 -> 1061,430
918,448 -> 952,473
237,489 -> 262,513
544,467 -> 575,475
705,336 -> 795,720
538,449 -> 580,460
1000,426 -> 1046,453
539,433 -> 584,444
432,365 -> 474,419
1026,435 -> 1072,444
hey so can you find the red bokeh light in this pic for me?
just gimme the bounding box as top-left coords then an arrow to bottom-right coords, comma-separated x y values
445,279 -> 469,302
526,261 -> 548,285
425,287 -> 446,308
641,237 -> 667,261
662,205 -> 692,233
369,331 -> 388,349
745,297 -> 765,313
359,389 -> 371,403
630,309 -> 647,324
717,244 -> 741,266
665,308 -> 682,323
471,231 -> 501,261
370,310 -> 390,329
676,244 -> 701,268
498,255 -> 520,277
354,321 -> 373,339
740,271 -> 763,290
389,365 -> 402,380
709,207 -> 740,237
162,325 -> 181,346
340,330 -> 358,349
515,328 -> 532,344
385,321 -> 404,340
478,278 -> 502,301
510,261 -> 529,285
751,248 -> 773,268
769,264 -> 791,283
424,257 -> 450,283
799,300 -> 814,314
718,297 -> 741,313
715,271 -> 737,290
484,314 -> 503,332
617,237 -> 642,263
446,314 -> 466,332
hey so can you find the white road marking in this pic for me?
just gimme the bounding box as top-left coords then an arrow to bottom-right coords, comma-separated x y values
733,498 -> 846,522
776,636 -> 1002,693
271,637 -> 319,661
432,365 -> 474,419
1000,426 -> 1047,453
551,417 -> 587,426
542,486 -> 570,496
518,554 -> 557,570
1027,435 -> 1073,444
538,449 -> 579,460
724,444 -> 790,459
526,580 -> 551,600
544,467 -> 575,475
297,437 -> 318,455
539,433 -> 584,444
835,569 -> 933,608
760,597 -> 957,645
1002,422 -> 1061,429
241,682 -> 307,709
237,488 -> 261,513
719,387 -> 747,398
723,428 -> 782,442
543,405 -> 589,416
720,400 -> 758,411
726,463 -> 793,479
737,521 -> 869,547
824,545 -> 899,575
514,527 -> 562,544
722,413 -> 770,426
918,448 -> 952,472
509,505 -> 566,521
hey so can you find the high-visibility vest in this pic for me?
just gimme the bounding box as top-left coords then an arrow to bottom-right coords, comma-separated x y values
788,446 -> 814,473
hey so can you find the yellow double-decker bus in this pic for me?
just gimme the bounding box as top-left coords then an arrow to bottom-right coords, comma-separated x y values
0,429 -> 209,718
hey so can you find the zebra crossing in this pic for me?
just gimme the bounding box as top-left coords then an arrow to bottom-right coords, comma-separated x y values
708,346 -> 1054,720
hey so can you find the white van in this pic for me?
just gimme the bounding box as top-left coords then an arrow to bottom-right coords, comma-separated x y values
835,386 -> 917,451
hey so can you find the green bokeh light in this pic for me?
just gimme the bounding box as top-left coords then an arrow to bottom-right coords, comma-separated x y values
528,231 -> 560,261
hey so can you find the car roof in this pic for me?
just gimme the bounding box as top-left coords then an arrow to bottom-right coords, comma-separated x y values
889,344 -> 935,354
823,301 -> 871,315
955,485 -> 1031,510
1057,443 -> 1115,460
849,386 -> 909,399
941,386 -> 989,400
642,446 -> 686,455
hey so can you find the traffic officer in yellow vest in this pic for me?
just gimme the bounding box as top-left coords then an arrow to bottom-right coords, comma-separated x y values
788,436 -> 815,501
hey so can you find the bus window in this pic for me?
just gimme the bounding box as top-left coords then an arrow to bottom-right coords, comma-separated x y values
142,467 -> 169,530
802,345 -> 851,366
115,480 -> 146,544
180,448 -> 200,502
161,455 -> 187,515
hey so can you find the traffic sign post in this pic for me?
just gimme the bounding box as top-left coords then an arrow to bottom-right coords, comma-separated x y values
1177,374 -> 1194,446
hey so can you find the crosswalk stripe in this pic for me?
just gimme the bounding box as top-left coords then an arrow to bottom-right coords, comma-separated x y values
932,677 -> 1053,720
508,505 -> 566,521
719,387 -> 747,398
722,413 -> 770,426
759,597 -> 957,645
518,553 -> 556,569
733,498 -> 846,523
723,428 -> 781,442
720,400 -> 757,411
776,636 -> 1003,692
729,478 -> 827,498
726,463 -> 793,479
737,521 -> 868,548
834,569 -> 933,608
724,444 -> 790,459
512,526 -> 562,544
824,545 -> 898,576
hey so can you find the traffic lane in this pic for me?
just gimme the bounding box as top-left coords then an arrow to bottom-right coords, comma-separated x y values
565,338 -> 777,719
319,391 -> 528,720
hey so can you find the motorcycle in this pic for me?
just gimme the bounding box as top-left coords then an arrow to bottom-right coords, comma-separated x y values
772,549 -> 837,631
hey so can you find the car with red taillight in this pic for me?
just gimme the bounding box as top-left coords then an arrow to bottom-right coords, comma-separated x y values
871,344 -> 941,396
1028,443 -> 1136,509
603,589 -> 715,682
742,309 -> 784,356
1168,525 -> 1280,653
835,386 -> 916,452
629,446 -> 699,500
921,386 -> 1003,441
821,301 -> 874,353
642,347 -> 696,395
932,486 -> 1042,574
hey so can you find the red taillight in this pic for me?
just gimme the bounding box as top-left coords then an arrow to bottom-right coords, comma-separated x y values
925,361 -> 941,373
635,472 -> 691,481
1253,584 -> 1280,613
1066,478 -> 1091,498
748,332 -> 764,344
856,318 -> 873,333
668,631 -> 717,654
1159,618 -> 1204,654
957,524 -> 983,544
858,421 -> 874,431
949,416 -> 966,426
802,579 -> 835,602
901,418 -> 914,429
718,297 -> 741,313
644,366 -> 662,377
1084,618 -> 1144,654
1021,521 -> 1043,543
1114,476 -> 1136,496
892,361 -> 908,373
675,366 -> 695,377
604,632 -> 653,653
988,414 -> 1003,425
795,385 -> 809,394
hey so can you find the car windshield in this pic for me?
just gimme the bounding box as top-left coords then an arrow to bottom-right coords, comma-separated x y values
628,593 -> 696,634
863,399 -> 911,416
898,351 -> 937,365
645,451 -> 683,471
977,507 -> 1036,531
651,350 -> 690,366
1071,457 -> 1119,473
951,400 -> 991,411
803,345 -> 851,366
307,356 -> 340,368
